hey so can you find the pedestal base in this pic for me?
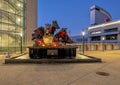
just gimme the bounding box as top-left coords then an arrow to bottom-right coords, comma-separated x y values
28,46 -> 77,59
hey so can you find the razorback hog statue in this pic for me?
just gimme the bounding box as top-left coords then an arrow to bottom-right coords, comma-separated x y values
32,20 -> 73,47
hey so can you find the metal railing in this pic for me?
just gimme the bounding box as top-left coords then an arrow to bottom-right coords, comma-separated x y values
4,0 -> 21,11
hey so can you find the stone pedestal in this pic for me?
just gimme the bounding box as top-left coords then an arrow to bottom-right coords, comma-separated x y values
28,46 -> 77,59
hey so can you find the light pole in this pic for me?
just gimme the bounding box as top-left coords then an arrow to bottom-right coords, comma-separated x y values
102,37 -> 105,51
82,31 -> 85,54
20,33 -> 22,54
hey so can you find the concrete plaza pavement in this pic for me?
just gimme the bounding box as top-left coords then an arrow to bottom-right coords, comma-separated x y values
0,50 -> 120,85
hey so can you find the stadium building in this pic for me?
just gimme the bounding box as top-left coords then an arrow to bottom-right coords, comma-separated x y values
90,5 -> 112,25
88,5 -> 120,43
88,20 -> 120,43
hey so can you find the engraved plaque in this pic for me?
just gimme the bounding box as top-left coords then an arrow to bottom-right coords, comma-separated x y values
47,49 -> 58,55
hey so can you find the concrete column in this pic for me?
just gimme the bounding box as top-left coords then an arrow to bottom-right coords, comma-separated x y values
26,0 -> 38,46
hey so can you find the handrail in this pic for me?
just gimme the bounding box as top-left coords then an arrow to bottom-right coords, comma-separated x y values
0,11 -> 16,24
4,0 -> 21,11
0,21 -> 22,27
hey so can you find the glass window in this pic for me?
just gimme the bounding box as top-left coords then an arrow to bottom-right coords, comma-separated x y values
106,34 -> 117,40
0,0 -> 26,52
104,28 -> 118,33
90,30 -> 101,34
91,36 -> 101,41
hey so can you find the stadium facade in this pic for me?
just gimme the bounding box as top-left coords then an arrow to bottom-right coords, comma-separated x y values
88,5 -> 120,43
90,5 -> 112,26
88,20 -> 120,43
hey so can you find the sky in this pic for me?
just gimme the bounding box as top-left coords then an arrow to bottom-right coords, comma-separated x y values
38,0 -> 120,36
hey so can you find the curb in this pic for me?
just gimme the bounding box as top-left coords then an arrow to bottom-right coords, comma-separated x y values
11,52 -> 28,59
5,57 -> 102,64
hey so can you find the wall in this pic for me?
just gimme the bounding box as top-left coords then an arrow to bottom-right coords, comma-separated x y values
70,43 -> 120,51
26,0 -> 38,46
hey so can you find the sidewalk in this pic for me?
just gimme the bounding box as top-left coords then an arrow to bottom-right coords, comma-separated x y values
0,50 -> 120,85
0,51 -> 28,64
83,50 -> 120,62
